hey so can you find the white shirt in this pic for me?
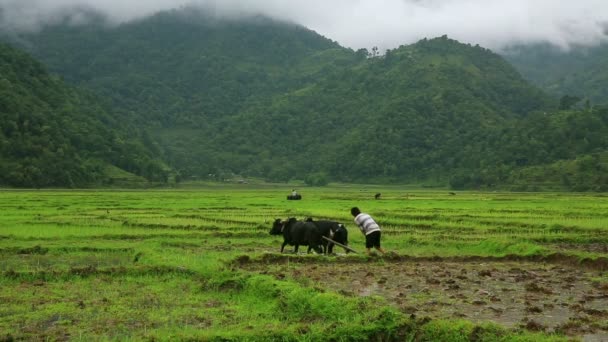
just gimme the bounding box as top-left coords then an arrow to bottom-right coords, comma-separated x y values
354,213 -> 381,235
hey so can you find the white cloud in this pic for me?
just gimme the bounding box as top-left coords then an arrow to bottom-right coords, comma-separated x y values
1,0 -> 607,50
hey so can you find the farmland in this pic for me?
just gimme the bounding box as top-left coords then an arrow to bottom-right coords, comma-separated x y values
0,186 -> 607,341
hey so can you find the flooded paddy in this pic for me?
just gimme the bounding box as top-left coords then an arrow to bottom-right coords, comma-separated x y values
242,255 -> 608,341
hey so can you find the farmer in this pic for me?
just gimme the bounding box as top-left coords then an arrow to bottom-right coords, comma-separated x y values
350,207 -> 386,255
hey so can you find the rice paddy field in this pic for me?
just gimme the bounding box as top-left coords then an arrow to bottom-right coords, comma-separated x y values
1,185 -> 607,341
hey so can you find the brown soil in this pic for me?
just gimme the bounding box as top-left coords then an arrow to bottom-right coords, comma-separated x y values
241,255 -> 608,341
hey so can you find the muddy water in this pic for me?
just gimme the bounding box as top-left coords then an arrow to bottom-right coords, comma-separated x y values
244,258 -> 608,341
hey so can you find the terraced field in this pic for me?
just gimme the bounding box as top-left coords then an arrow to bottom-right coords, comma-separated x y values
0,186 -> 606,341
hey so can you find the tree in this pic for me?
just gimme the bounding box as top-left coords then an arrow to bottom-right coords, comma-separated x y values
558,95 -> 582,110
304,172 -> 328,186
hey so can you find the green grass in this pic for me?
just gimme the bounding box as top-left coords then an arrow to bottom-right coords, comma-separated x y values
1,185 -> 606,340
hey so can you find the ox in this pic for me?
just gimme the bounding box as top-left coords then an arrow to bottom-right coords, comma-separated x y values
305,218 -> 350,254
269,218 -> 323,254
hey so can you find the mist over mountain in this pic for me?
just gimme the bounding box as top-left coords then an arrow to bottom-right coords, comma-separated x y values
503,42 -> 608,104
2,0 -> 608,51
1,7 -> 607,190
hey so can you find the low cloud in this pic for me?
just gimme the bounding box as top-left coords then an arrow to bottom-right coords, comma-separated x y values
1,0 -> 607,51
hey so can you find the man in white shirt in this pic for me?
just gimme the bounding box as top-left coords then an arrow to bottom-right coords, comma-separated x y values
351,207 -> 386,255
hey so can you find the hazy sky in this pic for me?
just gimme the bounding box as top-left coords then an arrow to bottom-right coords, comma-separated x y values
1,0 -> 607,51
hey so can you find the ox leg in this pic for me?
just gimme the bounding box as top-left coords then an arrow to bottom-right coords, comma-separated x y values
281,241 -> 288,253
310,244 -> 322,254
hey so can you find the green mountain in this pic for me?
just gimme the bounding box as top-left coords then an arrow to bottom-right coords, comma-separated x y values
0,42 -> 169,187
16,9 -> 353,127
469,106 -> 608,191
503,43 -> 608,105
2,8 -> 607,191
222,36 -> 554,184
6,9 -> 363,178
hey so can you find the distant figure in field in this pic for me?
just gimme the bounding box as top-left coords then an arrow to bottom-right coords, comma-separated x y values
374,193 -> 381,200
287,189 -> 301,200
350,207 -> 385,255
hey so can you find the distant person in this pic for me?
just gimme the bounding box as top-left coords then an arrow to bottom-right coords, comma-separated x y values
350,207 -> 386,255
287,189 -> 301,200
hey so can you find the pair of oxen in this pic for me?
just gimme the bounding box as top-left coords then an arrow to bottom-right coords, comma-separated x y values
269,217 -> 349,254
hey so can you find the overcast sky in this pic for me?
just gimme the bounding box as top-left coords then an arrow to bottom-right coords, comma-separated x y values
1,0 -> 607,51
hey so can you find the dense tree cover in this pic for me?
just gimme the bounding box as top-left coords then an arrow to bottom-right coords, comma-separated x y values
449,106 -> 608,191
503,43 -> 608,105
0,42 -> 168,187
15,8 -> 352,128
2,9 -> 607,190
7,8 -> 362,181
213,36 -> 555,184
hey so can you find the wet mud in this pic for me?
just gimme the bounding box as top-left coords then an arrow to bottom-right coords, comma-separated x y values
241,256 -> 608,341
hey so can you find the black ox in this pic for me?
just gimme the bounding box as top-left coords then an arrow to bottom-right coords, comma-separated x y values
305,218 -> 349,254
269,218 -> 323,254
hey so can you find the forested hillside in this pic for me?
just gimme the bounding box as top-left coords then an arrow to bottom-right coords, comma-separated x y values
16,9 -> 354,127
504,43 -> 608,105
221,36 -> 554,184
457,106 -> 608,191
2,8 -> 607,191
6,8 -> 365,180
0,42 -> 169,187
